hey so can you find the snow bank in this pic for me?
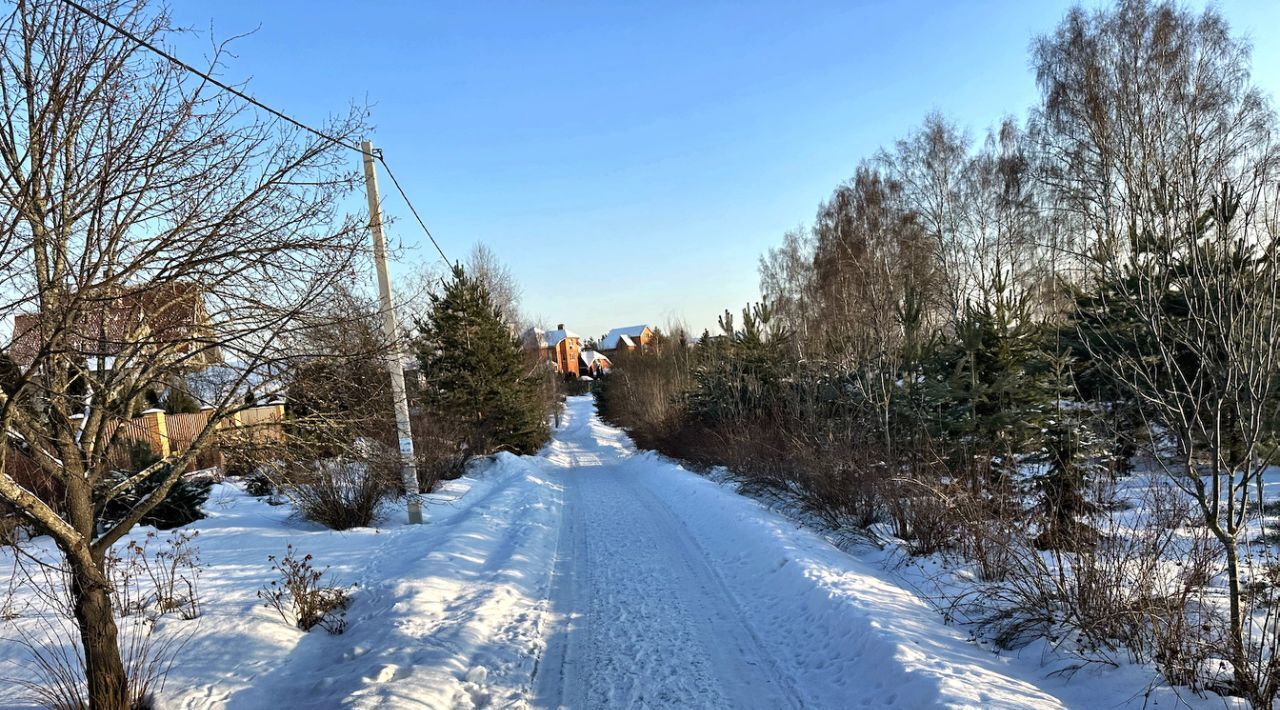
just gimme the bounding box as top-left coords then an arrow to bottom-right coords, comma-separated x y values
0,452 -> 563,710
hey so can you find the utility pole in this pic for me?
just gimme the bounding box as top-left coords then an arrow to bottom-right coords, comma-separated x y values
361,139 -> 423,525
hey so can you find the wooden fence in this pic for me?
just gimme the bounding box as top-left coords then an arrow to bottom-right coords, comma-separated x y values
1,403 -> 285,517
110,403 -> 286,471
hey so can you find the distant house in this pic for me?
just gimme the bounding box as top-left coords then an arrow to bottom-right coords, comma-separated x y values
579,350 -> 611,377
600,324 -> 655,352
523,324 -> 582,377
7,282 -> 220,371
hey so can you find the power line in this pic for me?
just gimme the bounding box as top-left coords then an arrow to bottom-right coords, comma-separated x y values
58,0 -> 360,153
377,155 -> 452,266
56,0 -> 452,265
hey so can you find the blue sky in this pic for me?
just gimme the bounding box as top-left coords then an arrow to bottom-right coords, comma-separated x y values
170,1 -> 1280,341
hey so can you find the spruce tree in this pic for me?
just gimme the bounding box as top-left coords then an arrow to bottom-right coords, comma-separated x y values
416,266 -> 549,457
1029,412 -> 1103,550
1021,340 -> 1104,549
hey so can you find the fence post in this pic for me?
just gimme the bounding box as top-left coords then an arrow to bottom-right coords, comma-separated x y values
139,408 -> 170,458
200,405 -> 224,471
269,400 -> 285,441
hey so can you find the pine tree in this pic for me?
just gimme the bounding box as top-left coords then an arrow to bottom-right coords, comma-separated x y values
415,266 -> 549,457
922,274 -> 1053,480
688,302 -> 790,428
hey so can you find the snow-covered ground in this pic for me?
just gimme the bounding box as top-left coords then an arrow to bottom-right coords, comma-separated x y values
0,396 -> 1237,708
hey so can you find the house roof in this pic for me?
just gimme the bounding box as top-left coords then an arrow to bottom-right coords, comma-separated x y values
580,350 -> 610,367
523,326 -> 581,349
8,282 -> 212,366
600,324 -> 650,350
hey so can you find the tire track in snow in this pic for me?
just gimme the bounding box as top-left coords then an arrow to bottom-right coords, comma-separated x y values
625,473 -> 806,709
529,403 -> 803,709
530,463 -> 587,709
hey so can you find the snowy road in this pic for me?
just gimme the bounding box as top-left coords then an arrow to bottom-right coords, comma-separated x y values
532,409 -> 804,709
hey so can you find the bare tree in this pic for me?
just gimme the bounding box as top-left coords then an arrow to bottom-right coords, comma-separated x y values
878,113 -> 972,322
1035,1 -> 1280,703
963,119 -> 1047,311
758,226 -> 815,356
0,2 -> 369,707
467,243 -> 522,329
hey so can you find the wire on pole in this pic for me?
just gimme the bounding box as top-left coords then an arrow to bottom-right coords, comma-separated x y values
57,0 -> 452,266
377,155 -> 452,266
58,0 -> 361,153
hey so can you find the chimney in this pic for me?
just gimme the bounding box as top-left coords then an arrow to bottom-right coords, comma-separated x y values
557,323 -> 565,330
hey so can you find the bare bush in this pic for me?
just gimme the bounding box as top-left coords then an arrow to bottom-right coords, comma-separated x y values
6,612 -> 186,710
939,478 -> 1229,694
881,477 -> 960,557
107,530 -> 203,621
410,411 -> 472,488
594,336 -> 696,448
257,545 -> 350,634
3,555 -> 189,710
279,456 -> 398,531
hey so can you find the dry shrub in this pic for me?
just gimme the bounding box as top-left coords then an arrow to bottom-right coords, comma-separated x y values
1148,531 -> 1220,691
594,341 -> 694,446
410,411 -> 470,489
599,347 -> 907,542
280,453 -> 398,531
881,477 -> 960,556
257,545 -> 349,634
659,417 -> 890,539
6,613 -> 184,710
906,452 -> 1024,583
3,553 -> 189,709
793,461 -> 882,530
107,530 -> 202,621
941,477 -> 1224,693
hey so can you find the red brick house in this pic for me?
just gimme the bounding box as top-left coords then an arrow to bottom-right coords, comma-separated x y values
524,324 -> 582,377
8,282 -> 219,370
579,349 -> 611,377
600,324 -> 655,352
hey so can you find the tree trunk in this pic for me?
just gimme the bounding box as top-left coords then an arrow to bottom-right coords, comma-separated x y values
69,559 -> 128,710
1221,538 -> 1258,704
